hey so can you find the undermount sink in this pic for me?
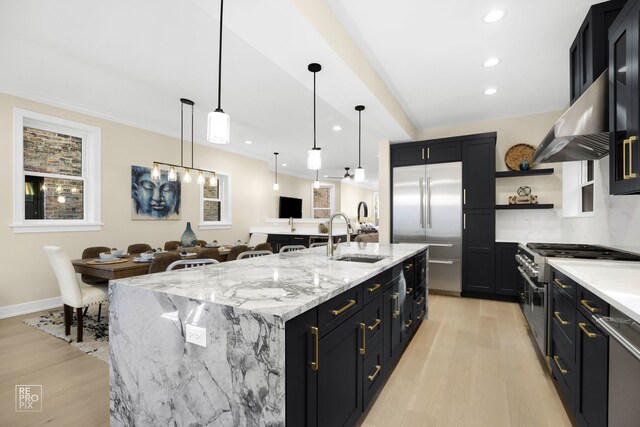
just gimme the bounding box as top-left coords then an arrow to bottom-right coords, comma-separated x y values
332,254 -> 386,264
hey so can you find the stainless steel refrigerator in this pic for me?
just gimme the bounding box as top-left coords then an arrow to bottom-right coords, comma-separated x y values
392,162 -> 462,293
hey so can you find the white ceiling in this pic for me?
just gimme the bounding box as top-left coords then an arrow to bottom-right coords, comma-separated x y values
0,0 -> 603,186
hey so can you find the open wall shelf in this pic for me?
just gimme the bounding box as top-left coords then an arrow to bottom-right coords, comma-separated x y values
495,204 -> 555,210
495,168 -> 555,178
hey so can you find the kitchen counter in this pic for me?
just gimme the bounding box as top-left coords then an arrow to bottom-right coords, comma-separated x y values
547,258 -> 640,324
109,243 -> 428,426
249,226 -> 348,237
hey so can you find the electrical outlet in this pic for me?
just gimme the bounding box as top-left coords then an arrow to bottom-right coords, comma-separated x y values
185,324 -> 207,347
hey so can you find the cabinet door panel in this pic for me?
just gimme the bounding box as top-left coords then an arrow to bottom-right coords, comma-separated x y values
495,243 -> 518,296
462,138 -> 496,209
391,144 -> 426,167
571,35 -> 582,104
425,141 -> 461,164
462,210 -> 496,294
576,313 -> 608,427
383,282 -> 402,365
318,311 -> 363,427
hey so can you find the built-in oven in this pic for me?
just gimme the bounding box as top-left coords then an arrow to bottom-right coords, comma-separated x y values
516,247 -> 547,356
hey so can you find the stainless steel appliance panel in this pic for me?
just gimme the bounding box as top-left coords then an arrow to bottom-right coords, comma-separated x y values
424,162 -> 462,244
428,258 -> 461,293
392,165 -> 427,243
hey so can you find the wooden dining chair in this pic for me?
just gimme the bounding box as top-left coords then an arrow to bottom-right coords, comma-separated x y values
226,245 -> 249,261
148,252 -> 181,273
196,247 -> 223,262
254,242 -> 273,252
43,246 -> 108,343
127,243 -> 152,255
280,245 -> 306,253
164,241 -> 182,251
166,259 -> 219,271
81,246 -> 110,286
195,240 -> 208,247
248,233 -> 268,247
237,250 -> 273,260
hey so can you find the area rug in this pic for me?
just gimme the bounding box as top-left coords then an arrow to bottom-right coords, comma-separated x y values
23,305 -> 109,363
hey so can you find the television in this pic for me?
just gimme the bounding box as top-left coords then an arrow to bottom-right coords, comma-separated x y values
279,196 -> 303,219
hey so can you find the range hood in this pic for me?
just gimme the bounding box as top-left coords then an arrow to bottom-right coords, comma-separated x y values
532,70 -> 609,163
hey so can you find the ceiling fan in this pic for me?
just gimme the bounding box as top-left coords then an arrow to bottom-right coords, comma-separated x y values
325,167 -> 354,180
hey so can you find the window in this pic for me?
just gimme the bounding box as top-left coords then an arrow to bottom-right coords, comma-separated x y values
562,160 -> 595,217
12,109 -> 101,233
200,172 -> 231,229
312,184 -> 335,219
581,160 -> 594,213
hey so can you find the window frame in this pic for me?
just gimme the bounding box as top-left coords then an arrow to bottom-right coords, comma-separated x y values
311,183 -> 335,219
562,160 -> 596,218
199,171 -> 232,230
11,108 -> 102,233
580,160 -> 595,214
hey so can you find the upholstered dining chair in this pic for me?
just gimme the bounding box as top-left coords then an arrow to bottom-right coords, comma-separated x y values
253,242 -> 273,252
280,245 -> 306,253
148,252 -> 181,274
237,250 -> 273,260
164,241 -> 182,251
167,259 -> 219,271
81,246 -> 110,286
248,233 -> 268,247
196,247 -> 223,262
127,243 -> 152,255
43,246 -> 108,343
226,245 -> 249,261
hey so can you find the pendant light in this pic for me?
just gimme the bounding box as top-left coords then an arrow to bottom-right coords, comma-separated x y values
354,105 -> 366,183
273,153 -> 280,191
207,0 -> 230,144
209,172 -> 218,187
313,170 -> 321,189
306,63 -> 322,170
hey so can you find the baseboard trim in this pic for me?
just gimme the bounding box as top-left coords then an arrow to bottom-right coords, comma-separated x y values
0,297 -> 62,319
429,289 -> 461,297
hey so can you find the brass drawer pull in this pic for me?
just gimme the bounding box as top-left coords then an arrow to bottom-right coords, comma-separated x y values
553,279 -> 569,290
579,322 -> 597,338
624,137 -> 629,179
416,297 -> 425,305
417,310 -> 425,320
407,287 -> 413,296
553,355 -> 568,375
368,365 -> 381,382
311,326 -> 319,372
554,311 -> 568,326
360,323 -> 366,355
405,263 -> 413,269
367,283 -> 381,293
580,299 -> 599,313
332,299 -> 356,316
392,293 -> 400,319
368,319 -> 381,331
405,319 -> 413,328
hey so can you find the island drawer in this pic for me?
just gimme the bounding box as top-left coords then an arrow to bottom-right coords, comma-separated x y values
414,291 -> 426,328
363,272 -> 389,306
551,269 -> 577,304
318,285 -> 363,338
577,286 -> 609,319
551,287 -> 576,359
363,339 -> 384,409
363,295 -> 383,346
550,328 -> 577,414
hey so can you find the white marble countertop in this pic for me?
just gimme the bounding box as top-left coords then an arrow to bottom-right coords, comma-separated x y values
111,243 -> 427,322
249,227 -> 348,237
548,259 -> 640,323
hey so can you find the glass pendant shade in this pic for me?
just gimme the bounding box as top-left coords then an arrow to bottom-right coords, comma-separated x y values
151,163 -> 160,180
207,110 -> 231,144
209,174 -> 218,187
183,169 -> 192,183
354,167 -> 366,183
197,171 -> 205,185
273,182 -> 279,191
57,195 -> 66,204
307,148 -> 322,170
168,167 -> 177,182
313,179 -> 321,189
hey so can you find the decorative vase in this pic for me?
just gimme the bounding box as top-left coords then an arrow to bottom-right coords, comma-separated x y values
519,161 -> 530,171
181,222 -> 197,247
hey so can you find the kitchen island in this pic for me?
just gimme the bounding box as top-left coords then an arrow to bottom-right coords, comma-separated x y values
109,243 -> 428,426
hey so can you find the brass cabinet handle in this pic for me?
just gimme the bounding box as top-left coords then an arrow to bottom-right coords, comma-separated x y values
392,293 -> 400,319
554,311 -> 569,326
360,323 -> 366,355
368,318 -> 381,331
580,299 -> 599,313
624,137 -> 629,179
630,136 -> 638,178
405,263 -> 413,269
367,283 -> 381,293
311,326 -> 319,372
405,319 -> 413,328
553,355 -> 568,375
332,299 -> 356,316
579,322 -> 597,338
553,278 -> 569,290
416,297 -> 425,305
417,310 -> 425,320
407,287 -> 413,296
368,365 -> 381,382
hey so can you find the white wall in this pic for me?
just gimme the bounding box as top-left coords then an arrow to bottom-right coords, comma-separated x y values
339,181 -> 376,221
0,92 -> 316,310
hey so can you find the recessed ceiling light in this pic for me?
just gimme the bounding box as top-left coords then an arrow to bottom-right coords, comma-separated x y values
484,87 -> 498,95
483,58 -> 500,67
282,163 -> 287,167
484,10 -> 505,23
244,140 -> 252,144
332,125 -> 342,131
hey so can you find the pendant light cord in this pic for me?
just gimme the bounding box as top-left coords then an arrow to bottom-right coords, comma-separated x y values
274,153 -> 278,183
180,101 -> 184,167
313,70 -> 317,149
358,109 -> 362,168
217,0 -> 224,111
191,102 -> 194,168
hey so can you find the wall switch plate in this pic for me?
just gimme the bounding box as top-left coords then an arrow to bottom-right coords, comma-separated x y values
185,324 -> 207,347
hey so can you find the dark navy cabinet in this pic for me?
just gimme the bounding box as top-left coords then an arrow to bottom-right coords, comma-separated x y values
495,242 -> 518,296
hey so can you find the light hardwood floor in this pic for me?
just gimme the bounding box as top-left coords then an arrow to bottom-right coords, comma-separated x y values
0,296 -> 570,427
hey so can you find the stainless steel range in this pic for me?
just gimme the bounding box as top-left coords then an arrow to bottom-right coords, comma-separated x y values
516,243 -> 640,357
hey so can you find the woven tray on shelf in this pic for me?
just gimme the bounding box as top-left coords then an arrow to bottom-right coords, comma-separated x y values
504,144 -> 536,171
